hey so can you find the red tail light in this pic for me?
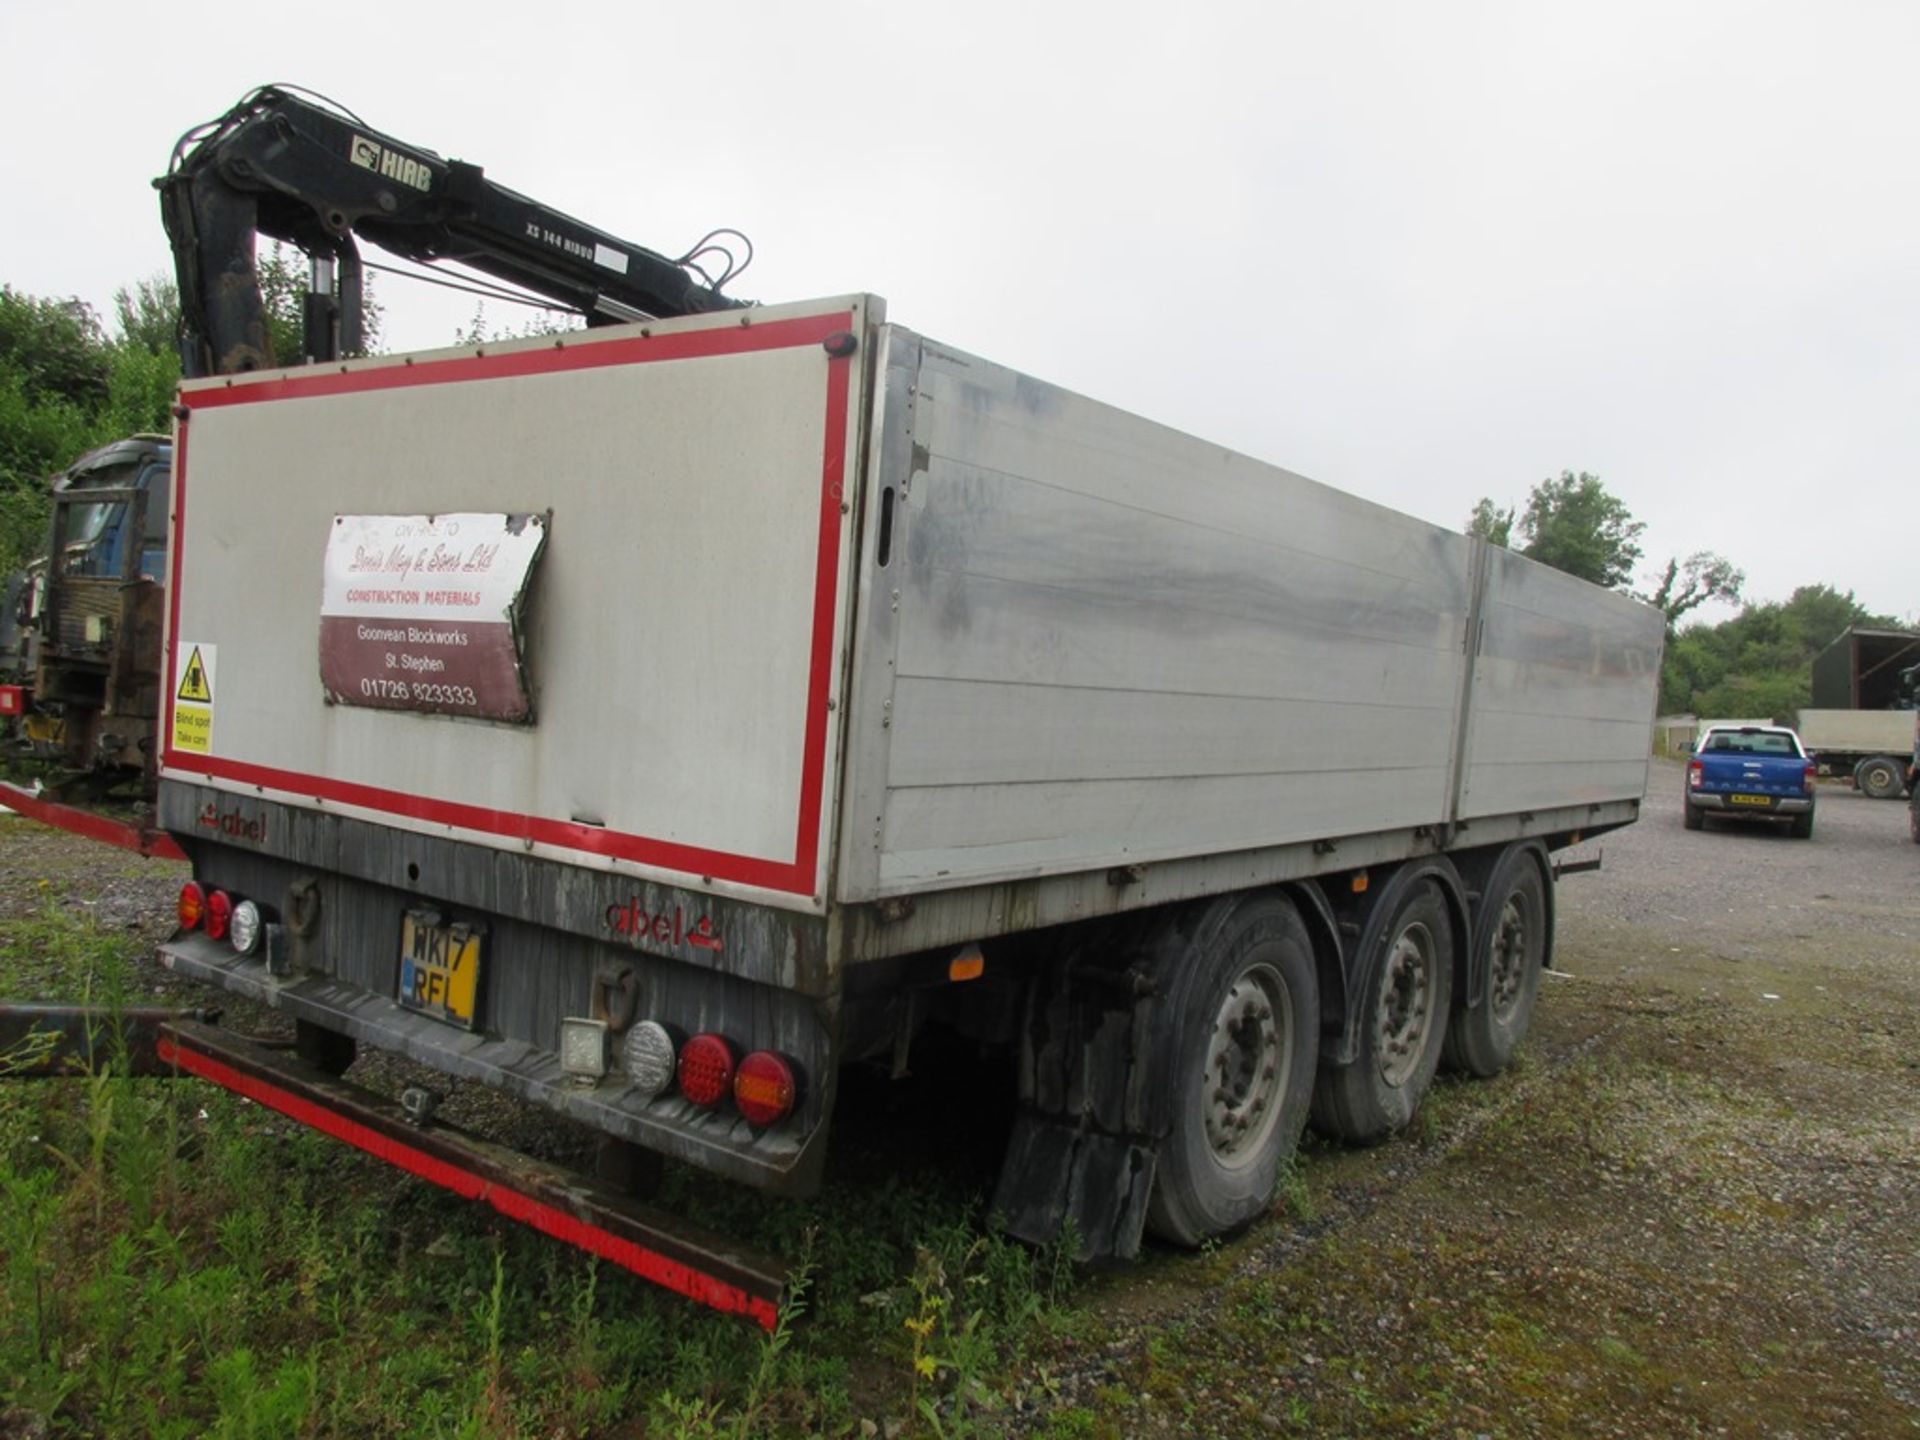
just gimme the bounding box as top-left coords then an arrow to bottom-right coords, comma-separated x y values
677,1034 -> 736,1109
1804,763 -> 1817,789
1688,759 -> 1704,789
734,1052 -> 798,1127
205,890 -> 235,942
178,882 -> 207,930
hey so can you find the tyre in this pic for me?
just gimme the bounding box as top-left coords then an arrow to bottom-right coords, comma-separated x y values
1146,894 -> 1320,1248
1683,800 -> 1705,831
1855,755 -> 1904,800
1789,809 -> 1814,840
1443,854 -> 1548,1078
1311,880 -> 1455,1144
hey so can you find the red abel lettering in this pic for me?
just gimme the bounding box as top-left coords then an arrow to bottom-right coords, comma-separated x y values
197,804 -> 267,844
604,898 -> 722,954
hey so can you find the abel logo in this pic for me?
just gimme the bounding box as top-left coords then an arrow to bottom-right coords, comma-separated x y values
605,899 -> 724,953
349,135 -> 432,192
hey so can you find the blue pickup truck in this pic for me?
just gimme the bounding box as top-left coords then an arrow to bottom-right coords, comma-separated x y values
1684,725 -> 1817,838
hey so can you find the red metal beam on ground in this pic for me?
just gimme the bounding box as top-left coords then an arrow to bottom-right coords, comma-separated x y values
0,781 -> 185,861
155,1020 -> 788,1330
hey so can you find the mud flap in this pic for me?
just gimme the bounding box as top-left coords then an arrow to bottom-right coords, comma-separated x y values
991,1113 -> 1155,1259
991,943 -> 1166,1260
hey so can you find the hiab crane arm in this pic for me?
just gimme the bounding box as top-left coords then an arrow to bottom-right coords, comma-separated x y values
158,85 -> 748,378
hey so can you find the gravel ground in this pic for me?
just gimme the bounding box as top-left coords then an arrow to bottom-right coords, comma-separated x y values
999,765 -> 1920,1438
4,764 -> 1917,1437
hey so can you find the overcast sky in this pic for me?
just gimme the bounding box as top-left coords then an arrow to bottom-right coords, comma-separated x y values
4,1 -> 1914,621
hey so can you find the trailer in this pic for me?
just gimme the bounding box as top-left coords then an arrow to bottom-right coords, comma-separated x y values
1794,709 -> 1917,799
150,293 -> 1663,1318
1809,625 -> 1920,711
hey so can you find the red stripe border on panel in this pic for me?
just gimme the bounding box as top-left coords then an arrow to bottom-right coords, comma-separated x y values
163,313 -> 855,896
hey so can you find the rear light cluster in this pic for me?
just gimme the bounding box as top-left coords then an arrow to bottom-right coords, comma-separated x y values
619,1020 -> 799,1127
1687,759 -> 1704,790
178,881 -> 272,958
1804,763 -> 1818,790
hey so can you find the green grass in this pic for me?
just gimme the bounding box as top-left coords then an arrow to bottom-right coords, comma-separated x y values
0,900 -> 1085,1437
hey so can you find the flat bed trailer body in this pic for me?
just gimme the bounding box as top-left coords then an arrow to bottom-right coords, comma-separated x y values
154,293 -> 1663,1285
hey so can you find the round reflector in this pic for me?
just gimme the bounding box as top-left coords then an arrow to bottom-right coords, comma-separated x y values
677,1033 -> 735,1108
734,1051 -> 798,1127
178,882 -> 207,931
205,890 -> 234,942
230,899 -> 264,956
622,1020 -> 678,1099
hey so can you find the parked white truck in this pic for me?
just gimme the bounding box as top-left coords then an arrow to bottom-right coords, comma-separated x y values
145,89 -> 1664,1322
1794,709 -> 1915,799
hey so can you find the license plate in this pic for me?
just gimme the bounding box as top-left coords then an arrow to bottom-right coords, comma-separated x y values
398,910 -> 483,1029
1727,793 -> 1773,806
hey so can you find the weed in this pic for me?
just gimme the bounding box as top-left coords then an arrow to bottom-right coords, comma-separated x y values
0,898 -> 1105,1437
1596,1334 -> 1646,1368
1278,1159 -> 1315,1222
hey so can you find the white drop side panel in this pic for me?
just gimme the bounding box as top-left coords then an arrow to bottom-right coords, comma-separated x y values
1457,547 -> 1662,818
851,338 -> 1476,897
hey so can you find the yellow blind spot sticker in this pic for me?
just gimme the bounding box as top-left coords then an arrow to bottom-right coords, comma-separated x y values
173,642 -> 215,756
178,646 -> 213,703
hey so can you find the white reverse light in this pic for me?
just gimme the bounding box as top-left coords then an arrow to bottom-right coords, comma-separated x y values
230,899 -> 264,956
621,1020 -> 677,1099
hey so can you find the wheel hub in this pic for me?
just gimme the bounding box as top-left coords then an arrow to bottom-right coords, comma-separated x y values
1376,922 -> 1435,1088
1488,897 -> 1527,1019
1203,967 -> 1289,1165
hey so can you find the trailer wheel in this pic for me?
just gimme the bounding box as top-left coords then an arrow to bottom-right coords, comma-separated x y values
1146,895 -> 1319,1248
1855,755 -> 1905,800
1311,881 -> 1454,1144
1442,856 -> 1546,1078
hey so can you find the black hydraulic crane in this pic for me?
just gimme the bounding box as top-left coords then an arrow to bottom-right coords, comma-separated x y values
158,85 -> 749,378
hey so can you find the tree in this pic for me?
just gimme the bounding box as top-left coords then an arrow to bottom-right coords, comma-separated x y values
1,263 -> 387,572
1465,497 -> 1513,547
452,301 -> 579,346
1647,550 -> 1744,631
1516,470 -> 1644,589
1657,583 -> 1895,716
0,287 -> 110,411
112,276 -> 178,357
0,287 -> 134,569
